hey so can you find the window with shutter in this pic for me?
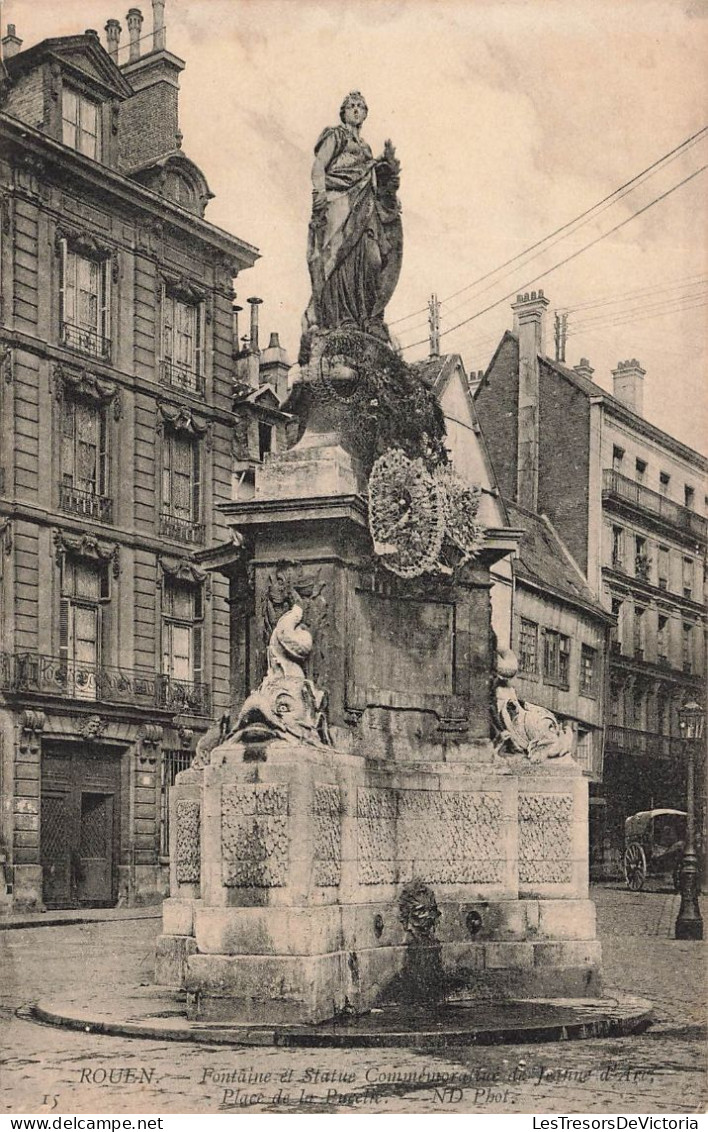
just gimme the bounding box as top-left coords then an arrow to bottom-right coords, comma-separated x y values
160,430 -> 203,543
192,440 -> 201,523
59,395 -> 111,520
59,242 -> 110,359
58,597 -> 70,660
57,557 -> 109,700
62,87 -> 102,160
161,580 -> 206,712
161,292 -> 204,393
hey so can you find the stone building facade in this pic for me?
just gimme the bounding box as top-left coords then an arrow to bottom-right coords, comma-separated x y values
0,7 -> 258,910
474,290 -> 707,875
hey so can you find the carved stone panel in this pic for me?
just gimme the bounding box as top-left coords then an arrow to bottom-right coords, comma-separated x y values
357,787 -> 397,884
398,790 -> 504,884
313,784 -> 341,887
221,784 -> 289,887
518,793 -> 573,884
353,594 -> 454,698
175,800 -> 201,885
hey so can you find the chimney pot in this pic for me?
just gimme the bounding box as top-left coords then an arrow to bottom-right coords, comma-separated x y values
126,8 -> 143,61
85,29 -> 100,40
247,297 -> 263,353
105,19 -> 122,52
574,357 -> 595,380
2,24 -> 23,57
152,0 -> 166,51
612,358 -> 645,415
268,332 -> 280,349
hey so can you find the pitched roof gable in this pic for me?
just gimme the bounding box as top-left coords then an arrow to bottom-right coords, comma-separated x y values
7,35 -> 133,99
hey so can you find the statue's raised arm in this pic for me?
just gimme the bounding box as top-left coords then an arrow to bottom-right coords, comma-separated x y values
300,92 -> 403,363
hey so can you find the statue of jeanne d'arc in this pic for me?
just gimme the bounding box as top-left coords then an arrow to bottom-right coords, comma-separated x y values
300,91 -> 403,361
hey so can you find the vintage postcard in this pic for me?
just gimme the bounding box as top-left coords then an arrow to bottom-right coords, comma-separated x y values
0,0 -> 706,1121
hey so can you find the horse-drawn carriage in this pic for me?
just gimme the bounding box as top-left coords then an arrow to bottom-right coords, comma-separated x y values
623,809 -> 687,892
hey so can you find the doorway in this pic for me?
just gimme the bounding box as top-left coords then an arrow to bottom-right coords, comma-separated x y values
40,745 -> 121,908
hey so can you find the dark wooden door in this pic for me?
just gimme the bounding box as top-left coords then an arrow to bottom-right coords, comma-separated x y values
77,792 -> 114,905
40,790 -> 73,907
41,746 -> 121,908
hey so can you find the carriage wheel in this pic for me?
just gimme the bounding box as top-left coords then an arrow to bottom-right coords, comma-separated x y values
624,843 -> 647,891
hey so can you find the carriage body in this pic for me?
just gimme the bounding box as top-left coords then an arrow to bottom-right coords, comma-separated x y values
623,809 -> 687,891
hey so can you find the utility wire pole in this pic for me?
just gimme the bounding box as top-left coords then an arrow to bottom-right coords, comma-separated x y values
554,311 -> 568,362
428,293 -> 440,357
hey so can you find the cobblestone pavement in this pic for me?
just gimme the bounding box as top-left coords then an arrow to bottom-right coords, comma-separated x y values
1,886 -> 705,1116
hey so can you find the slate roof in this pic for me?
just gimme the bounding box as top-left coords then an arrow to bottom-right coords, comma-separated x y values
503,497 -> 610,621
410,355 -> 457,391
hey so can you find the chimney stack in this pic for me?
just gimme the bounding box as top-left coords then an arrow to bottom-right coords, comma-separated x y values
612,358 -> 645,416
119,2 -> 186,172
152,0 -> 166,50
2,24 -> 23,58
247,297 -> 263,354
260,332 -> 291,402
105,19 -> 121,55
126,8 -> 143,61
511,290 -> 549,511
232,302 -> 243,357
574,357 -> 595,381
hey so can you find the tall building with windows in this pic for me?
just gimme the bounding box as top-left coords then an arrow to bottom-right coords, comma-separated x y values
474,291 -> 707,875
0,5 -> 258,910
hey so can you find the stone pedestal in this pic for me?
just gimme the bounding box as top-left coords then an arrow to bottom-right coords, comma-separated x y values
156,391 -> 601,1023
156,733 -> 600,1022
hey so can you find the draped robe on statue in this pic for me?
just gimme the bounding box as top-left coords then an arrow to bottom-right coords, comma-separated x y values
303,124 -> 403,346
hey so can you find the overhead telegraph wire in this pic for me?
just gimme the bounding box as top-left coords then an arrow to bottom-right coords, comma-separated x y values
401,163 -> 708,352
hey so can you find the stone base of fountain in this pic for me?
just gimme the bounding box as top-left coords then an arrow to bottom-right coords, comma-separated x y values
155,737 -> 601,1025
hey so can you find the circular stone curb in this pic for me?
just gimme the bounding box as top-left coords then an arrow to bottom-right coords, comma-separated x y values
28,993 -> 654,1049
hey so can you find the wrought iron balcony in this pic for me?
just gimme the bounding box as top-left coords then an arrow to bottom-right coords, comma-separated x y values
603,469 -> 706,543
60,321 -> 111,361
159,512 -> 205,545
60,484 -> 113,523
160,359 -> 205,396
0,653 -> 211,716
605,725 -> 676,760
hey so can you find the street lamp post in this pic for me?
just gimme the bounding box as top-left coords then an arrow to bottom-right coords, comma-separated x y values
675,699 -> 704,941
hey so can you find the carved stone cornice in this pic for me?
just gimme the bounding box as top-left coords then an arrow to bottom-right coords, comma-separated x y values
138,723 -> 163,767
159,554 -> 208,587
160,269 -> 207,305
53,362 -> 119,411
53,529 -> 120,577
19,710 -> 46,752
55,224 -> 112,261
13,154 -> 47,197
156,401 -> 208,437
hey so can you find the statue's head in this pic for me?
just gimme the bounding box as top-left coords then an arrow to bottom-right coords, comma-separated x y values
339,90 -> 368,124
231,672 -> 326,747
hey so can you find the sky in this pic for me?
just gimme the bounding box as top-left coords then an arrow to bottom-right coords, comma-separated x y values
5,0 -> 708,453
